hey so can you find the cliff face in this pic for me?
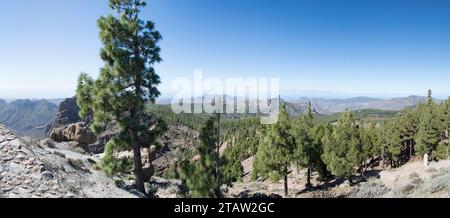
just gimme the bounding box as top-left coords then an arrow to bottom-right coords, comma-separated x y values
45,97 -> 85,136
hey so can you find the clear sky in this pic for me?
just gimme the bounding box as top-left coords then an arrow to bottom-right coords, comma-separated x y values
1,0 -> 450,99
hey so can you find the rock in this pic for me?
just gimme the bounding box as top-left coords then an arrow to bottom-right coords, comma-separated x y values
50,123 -> 97,145
50,127 -> 66,142
41,171 -> 55,181
63,123 -> 97,144
40,138 -> 55,148
46,97 -> 89,136
9,139 -> 21,148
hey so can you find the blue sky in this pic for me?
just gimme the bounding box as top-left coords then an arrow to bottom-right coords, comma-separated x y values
1,0 -> 450,99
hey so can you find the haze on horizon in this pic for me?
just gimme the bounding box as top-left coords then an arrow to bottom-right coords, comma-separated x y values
1,0 -> 450,99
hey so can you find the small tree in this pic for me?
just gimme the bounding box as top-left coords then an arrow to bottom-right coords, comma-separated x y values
180,117 -> 220,198
253,103 -> 295,197
292,102 -> 321,188
359,121 -> 380,174
322,111 -> 363,182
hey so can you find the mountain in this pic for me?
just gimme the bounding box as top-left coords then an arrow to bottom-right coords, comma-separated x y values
0,99 -> 58,137
290,95 -> 434,114
158,95 -> 433,115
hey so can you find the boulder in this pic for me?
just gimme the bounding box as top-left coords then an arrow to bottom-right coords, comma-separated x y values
49,123 -> 97,145
49,127 -> 66,142
63,123 -> 97,145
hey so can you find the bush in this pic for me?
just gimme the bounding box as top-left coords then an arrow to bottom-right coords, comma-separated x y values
115,179 -> 126,188
424,175 -> 450,194
351,181 -> 389,198
53,151 -> 66,158
269,172 -> 282,183
433,143 -> 449,160
309,190 -> 336,198
68,158 -> 85,171
400,184 -> 416,195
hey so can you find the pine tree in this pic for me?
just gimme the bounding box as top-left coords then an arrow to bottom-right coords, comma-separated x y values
253,103 -> 296,196
180,117 -> 219,198
385,119 -> 402,168
292,102 -> 321,188
398,110 -> 417,160
438,97 -> 450,139
220,148 -> 244,186
359,121 -> 380,174
311,123 -> 333,181
76,0 -> 163,194
434,142 -> 449,161
322,111 -> 363,182
416,90 -> 441,158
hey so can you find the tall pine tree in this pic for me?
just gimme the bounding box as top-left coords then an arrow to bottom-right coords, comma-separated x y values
253,103 -> 296,196
416,90 -> 440,158
292,102 -> 322,188
76,0 -> 163,194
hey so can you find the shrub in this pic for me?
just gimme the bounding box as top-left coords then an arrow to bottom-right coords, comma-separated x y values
115,179 -> 126,188
433,143 -> 449,160
53,151 -> 66,158
400,184 -> 416,195
351,181 -> 389,198
424,175 -> 450,194
309,190 -> 336,198
68,159 -> 86,171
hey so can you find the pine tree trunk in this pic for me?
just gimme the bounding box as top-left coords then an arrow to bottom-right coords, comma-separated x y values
284,163 -> 288,197
133,140 -> 145,194
306,162 -> 312,188
215,113 -> 222,198
409,140 -> 412,160
131,64 -> 145,195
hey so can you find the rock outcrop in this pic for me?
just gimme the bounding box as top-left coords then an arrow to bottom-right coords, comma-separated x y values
45,97 -> 117,154
45,97 -> 86,136
50,122 -> 97,145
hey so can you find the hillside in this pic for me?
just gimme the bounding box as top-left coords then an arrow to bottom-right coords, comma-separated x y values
0,99 -> 58,137
291,95 -> 433,114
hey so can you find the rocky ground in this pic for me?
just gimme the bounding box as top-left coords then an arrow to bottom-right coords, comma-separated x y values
225,158 -> 450,198
3,119 -> 450,198
1,123 -> 183,198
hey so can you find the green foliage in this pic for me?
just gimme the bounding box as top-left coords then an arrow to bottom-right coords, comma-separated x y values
292,102 -> 329,185
180,117 -> 219,198
253,103 -> 296,195
76,0 -> 164,193
314,109 -> 399,125
220,148 -> 244,186
99,140 -> 134,176
322,111 -> 363,179
433,143 -> 449,160
416,100 -> 441,157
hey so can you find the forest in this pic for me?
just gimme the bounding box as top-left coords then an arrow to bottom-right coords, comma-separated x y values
71,0 -> 450,198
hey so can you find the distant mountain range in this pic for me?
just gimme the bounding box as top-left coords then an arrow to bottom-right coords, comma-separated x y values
157,95 -> 437,115
0,95 -> 440,137
288,95 -> 439,115
0,99 -> 58,137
